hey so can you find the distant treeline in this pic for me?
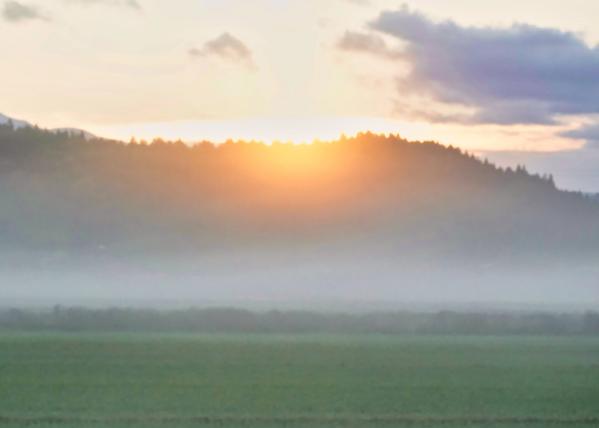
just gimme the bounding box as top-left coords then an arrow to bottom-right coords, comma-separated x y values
2,122 -> 599,266
1,307 -> 598,335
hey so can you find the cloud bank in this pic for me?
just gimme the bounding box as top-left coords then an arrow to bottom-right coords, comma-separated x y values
342,6 -> 599,126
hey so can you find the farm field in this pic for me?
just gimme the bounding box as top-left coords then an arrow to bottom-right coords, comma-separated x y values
0,334 -> 598,427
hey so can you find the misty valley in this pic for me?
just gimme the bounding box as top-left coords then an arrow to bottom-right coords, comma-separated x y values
2,0 -> 599,423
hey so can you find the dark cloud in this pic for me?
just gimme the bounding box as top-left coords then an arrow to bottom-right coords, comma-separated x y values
337,31 -> 402,59
359,6 -> 599,125
561,122 -> 599,149
2,1 -> 45,22
64,0 -> 141,10
190,33 -> 254,68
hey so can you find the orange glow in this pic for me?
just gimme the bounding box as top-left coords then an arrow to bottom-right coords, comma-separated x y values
259,144 -> 334,179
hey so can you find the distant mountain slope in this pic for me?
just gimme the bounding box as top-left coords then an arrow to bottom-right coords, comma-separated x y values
0,113 -> 31,129
0,112 -> 96,139
51,127 -> 97,140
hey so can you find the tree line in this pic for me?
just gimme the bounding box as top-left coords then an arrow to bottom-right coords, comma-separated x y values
1,307 -> 598,335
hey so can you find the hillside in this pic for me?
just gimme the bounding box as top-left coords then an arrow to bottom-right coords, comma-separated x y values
1,122 -> 598,304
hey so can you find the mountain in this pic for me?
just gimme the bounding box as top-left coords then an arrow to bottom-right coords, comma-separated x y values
52,127 -> 97,140
0,113 -> 31,129
0,122 -> 598,304
0,113 -> 96,139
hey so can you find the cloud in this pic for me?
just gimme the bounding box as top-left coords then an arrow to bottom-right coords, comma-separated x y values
190,33 -> 254,68
64,0 -> 141,10
361,6 -> 599,125
561,122 -> 599,149
392,101 -> 473,124
337,31 -> 402,59
2,1 -> 45,22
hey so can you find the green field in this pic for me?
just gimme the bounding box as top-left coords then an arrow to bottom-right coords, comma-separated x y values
1,334 -> 598,427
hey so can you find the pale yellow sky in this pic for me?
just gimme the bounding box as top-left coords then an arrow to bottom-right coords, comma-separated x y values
2,0 -> 599,151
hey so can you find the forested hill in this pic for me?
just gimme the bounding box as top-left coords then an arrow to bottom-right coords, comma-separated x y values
1,122 -> 598,266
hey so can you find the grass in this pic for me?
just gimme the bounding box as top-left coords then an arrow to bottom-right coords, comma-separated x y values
0,334 -> 598,427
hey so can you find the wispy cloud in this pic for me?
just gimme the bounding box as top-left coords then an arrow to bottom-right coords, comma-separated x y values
337,31 -> 402,60
190,32 -> 254,68
2,1 -> 46,22
63,0 -> 141,11
562,122 -> 599,149
345,6 -> 599,126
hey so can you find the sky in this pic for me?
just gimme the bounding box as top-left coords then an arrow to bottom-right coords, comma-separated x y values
2,0 -> 599,191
